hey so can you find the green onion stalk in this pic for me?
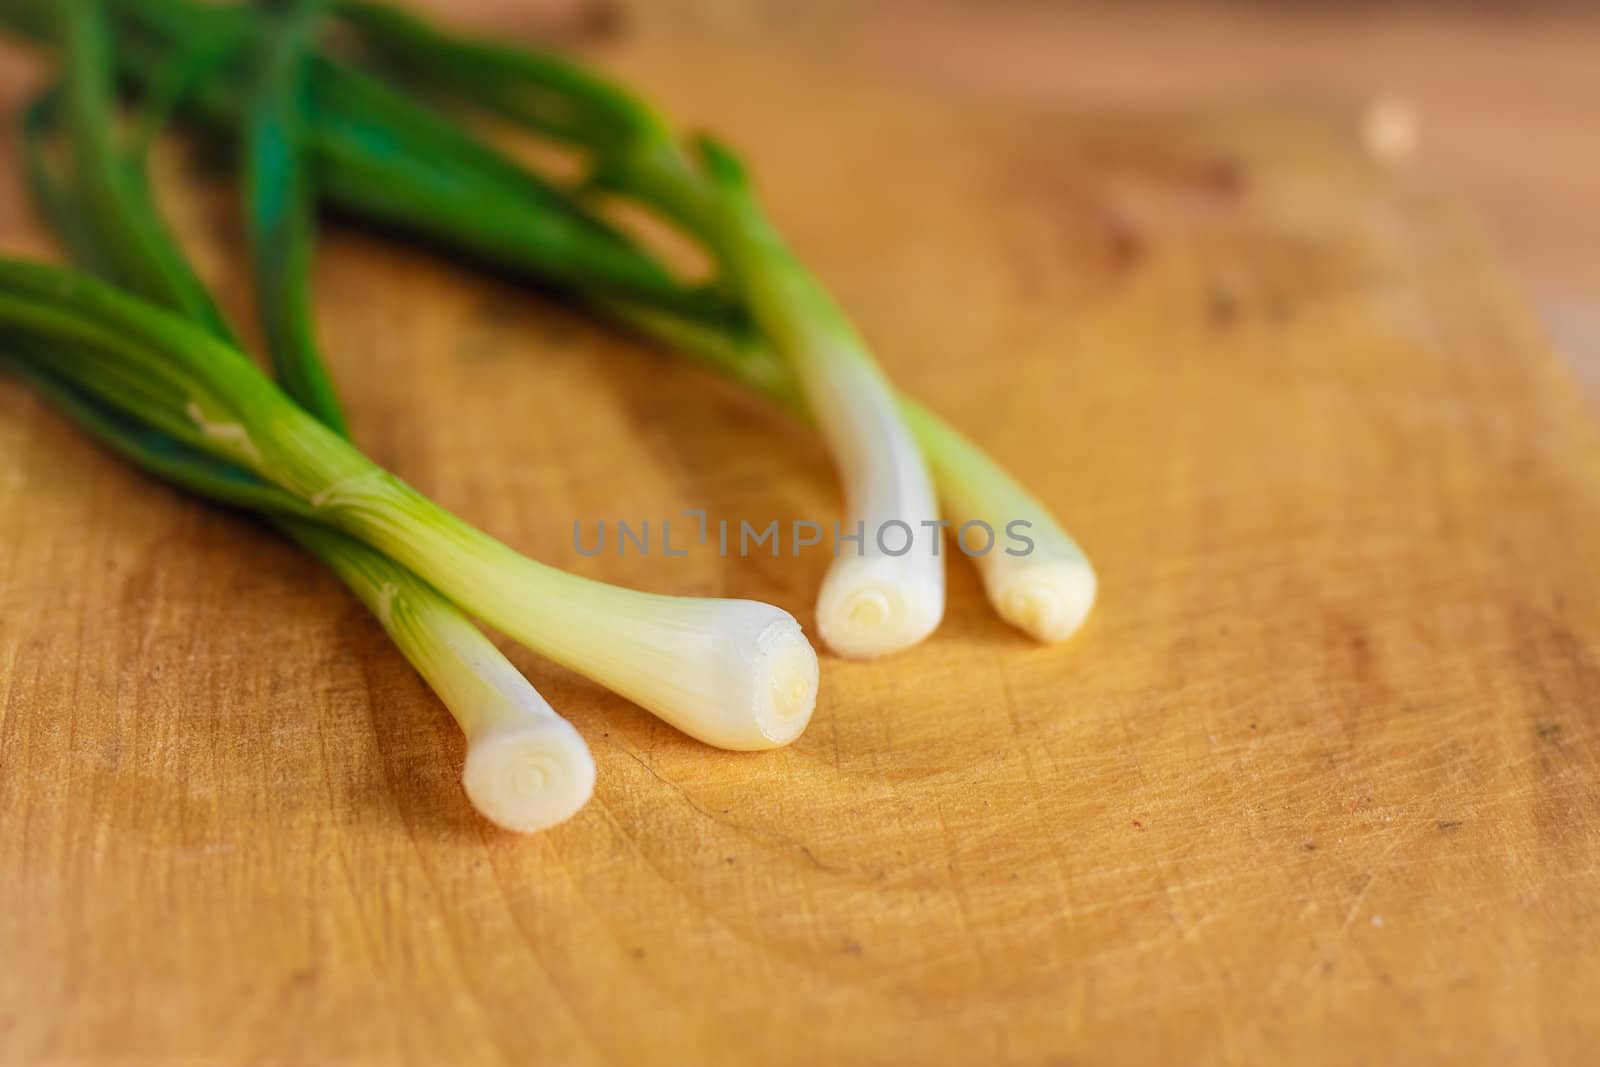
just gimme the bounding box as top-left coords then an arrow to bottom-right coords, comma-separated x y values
2,1 -> 820,827
247,0 -> 598,830
15,0 -> 598,833
13,337 -> 598,832
0,0 -> 1097,648
341,4 -> 947,659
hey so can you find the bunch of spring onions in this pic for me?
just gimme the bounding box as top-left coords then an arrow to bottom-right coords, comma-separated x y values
0,0 -> 1096,829
0,0 -> 1098,655
0,0 -> 820,834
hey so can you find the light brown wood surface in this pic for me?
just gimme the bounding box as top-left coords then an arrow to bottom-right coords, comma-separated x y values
618,0 -> 1600,400
2,12 -> 1599,1067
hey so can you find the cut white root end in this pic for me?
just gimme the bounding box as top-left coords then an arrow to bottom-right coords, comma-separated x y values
897,398 -> 1096,645
463,717 -> 596,833
979,555 -> 1098,644
397,601 -> 598,830
793,356 -> 946,661
747,617 -> 823,744
818,553 -> 945,659
578,599 -> 820,750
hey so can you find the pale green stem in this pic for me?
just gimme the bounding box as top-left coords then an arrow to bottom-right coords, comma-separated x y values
287,519 -> 595,831
624,143 -> 946,660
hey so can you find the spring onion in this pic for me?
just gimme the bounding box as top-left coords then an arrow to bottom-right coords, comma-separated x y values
7,343 -> 596,830
662,144 -> 949,659
330,3 -> 947,659
242,0 -> 593,829
15,0 -> 601,832
333,14 -> 940,657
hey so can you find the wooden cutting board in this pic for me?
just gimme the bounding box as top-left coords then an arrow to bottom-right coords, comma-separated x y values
2,19 -> 1598,1067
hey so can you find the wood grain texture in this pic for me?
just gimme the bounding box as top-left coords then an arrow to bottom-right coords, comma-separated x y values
3,14 -> 1600,1067
846,0 -> 1600,407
